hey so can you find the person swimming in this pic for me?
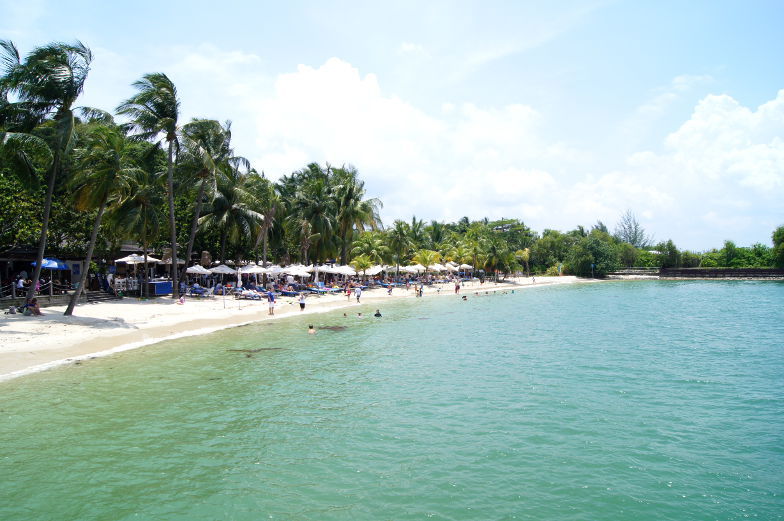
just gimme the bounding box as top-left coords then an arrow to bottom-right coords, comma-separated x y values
374,309 -> 382,317
308,324 -> 316,335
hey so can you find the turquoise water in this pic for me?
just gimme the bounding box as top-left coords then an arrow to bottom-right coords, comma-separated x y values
1,281 -> 783,520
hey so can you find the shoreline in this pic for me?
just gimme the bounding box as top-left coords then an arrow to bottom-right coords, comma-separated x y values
0,276 -> 585,383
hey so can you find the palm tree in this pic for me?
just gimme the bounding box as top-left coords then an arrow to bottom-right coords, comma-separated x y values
246,173 -> 279,265
1,40 -> 92,300
387,219 -> 412,280
515,248 -> 531,276
412,249 -> 441,277
117,73 -> 181,299
332,165 -> 382,264
288,175 -> 336,263
108,166 -> 166,298
198,168 -> 263,263
350,254 -> 373,280
178,119 -> 245,280
409,216 -> 427,248
350,231 -> 389,264
64,124 -> 139,315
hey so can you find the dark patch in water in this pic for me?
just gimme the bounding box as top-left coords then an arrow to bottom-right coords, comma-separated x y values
320,325 -> 348,331
227,348 -> 284,353
418,317 -> 430,320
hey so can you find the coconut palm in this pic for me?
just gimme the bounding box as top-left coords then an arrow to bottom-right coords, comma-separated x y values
288,175 -> 336,263
178,119 -> 246,279
412,249 -> 441,276
107,166 -> 166,298
64,124 -> 139,315
198,168 -> 263,263
350,254 -> 373,279
332,165 -> 383,264
246,173 -> 279,265
117,72 -> 181,299
350,231 -> 389,264
1,39 -> 92,299
515,248 -> 531,276
387,219 -> 412,280
408,216 -> 427,248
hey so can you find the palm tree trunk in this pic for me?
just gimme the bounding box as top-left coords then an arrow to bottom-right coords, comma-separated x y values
166,140 -> 179,298
27,149 -> 61,301
220,229 -> 227,264
262,230 -> 269,266
179,180 -> 206,283
64,195 -> 108,316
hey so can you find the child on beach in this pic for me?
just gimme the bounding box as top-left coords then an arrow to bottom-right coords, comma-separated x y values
355,286 -> 362,303
299,293 -> 306,311
267,290 -> 275,315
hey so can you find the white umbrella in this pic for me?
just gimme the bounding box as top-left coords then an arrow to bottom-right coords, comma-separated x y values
116,253 -> 161,264
406,264 -> 426,273
186,265 -> 211,275
429,263 -> 446,272
365,265 -> 384,276
445,264 -> 459,272
209,264 -> 236,274
334,265 -> 356,276
242,265 -> 267,274
266,265 -> 284,275
459,263 -> 473,270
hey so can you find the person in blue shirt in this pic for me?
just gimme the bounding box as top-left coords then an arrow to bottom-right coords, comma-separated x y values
267,290 -> 275,315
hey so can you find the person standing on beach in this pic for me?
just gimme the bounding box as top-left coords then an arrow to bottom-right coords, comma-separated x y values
299,293 -> 306,311
455,280 -> 460,294
355,286 -> 362,303
267,290 -> 276,315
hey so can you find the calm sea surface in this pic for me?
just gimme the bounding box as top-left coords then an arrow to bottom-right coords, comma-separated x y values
1,281 -> 783,520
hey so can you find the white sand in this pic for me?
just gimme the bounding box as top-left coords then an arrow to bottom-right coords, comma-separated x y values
0,276 -> 585,382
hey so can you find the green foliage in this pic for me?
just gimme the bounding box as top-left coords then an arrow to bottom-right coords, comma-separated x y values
565,230 -> 620,277
773,225 -> 784,268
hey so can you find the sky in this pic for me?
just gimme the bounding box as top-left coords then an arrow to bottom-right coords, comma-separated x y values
2,0 -> 783,250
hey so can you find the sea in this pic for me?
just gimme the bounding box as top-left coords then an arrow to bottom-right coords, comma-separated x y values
1,280 -> 782,520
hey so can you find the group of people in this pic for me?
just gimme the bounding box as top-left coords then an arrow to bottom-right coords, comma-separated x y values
6,297 -> 42,316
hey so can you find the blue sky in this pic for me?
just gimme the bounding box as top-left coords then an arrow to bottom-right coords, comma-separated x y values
2,0 -> 783,250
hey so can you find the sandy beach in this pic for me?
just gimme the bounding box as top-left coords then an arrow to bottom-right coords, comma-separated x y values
0,276 -> 584,382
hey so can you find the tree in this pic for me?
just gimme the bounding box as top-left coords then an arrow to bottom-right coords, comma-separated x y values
614,209 -> 652,249
412,249 -> 441,276
618,242 -> 639,267
515,248 -> 530,276
117,73 -> 181,299
332,165 -> 382,264
773,225 -> 784,268
178,119 -> 246,279
198,167 -> 262,263
387,219 -> 412,279
246,173 -> 279,265
64,124 -> 139,315
350,254 -> 373,279
1,40 -> 93,300
351,231 -> 389,264
107,166 -> 166,298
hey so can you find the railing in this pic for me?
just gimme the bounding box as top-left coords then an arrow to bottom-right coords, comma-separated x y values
660,268 -> 784,279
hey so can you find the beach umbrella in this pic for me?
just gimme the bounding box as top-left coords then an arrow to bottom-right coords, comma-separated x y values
365,265 -> 384,276
429,263 -> 446,272
445,263 -> 459,272
186,265 -> 211,275
32,258 -> 69,270
459,263 -> 473,270
209,264 -> 236,274
115,253 -> 145,264
266,265 -> 284,276
242,265 -> 267,274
